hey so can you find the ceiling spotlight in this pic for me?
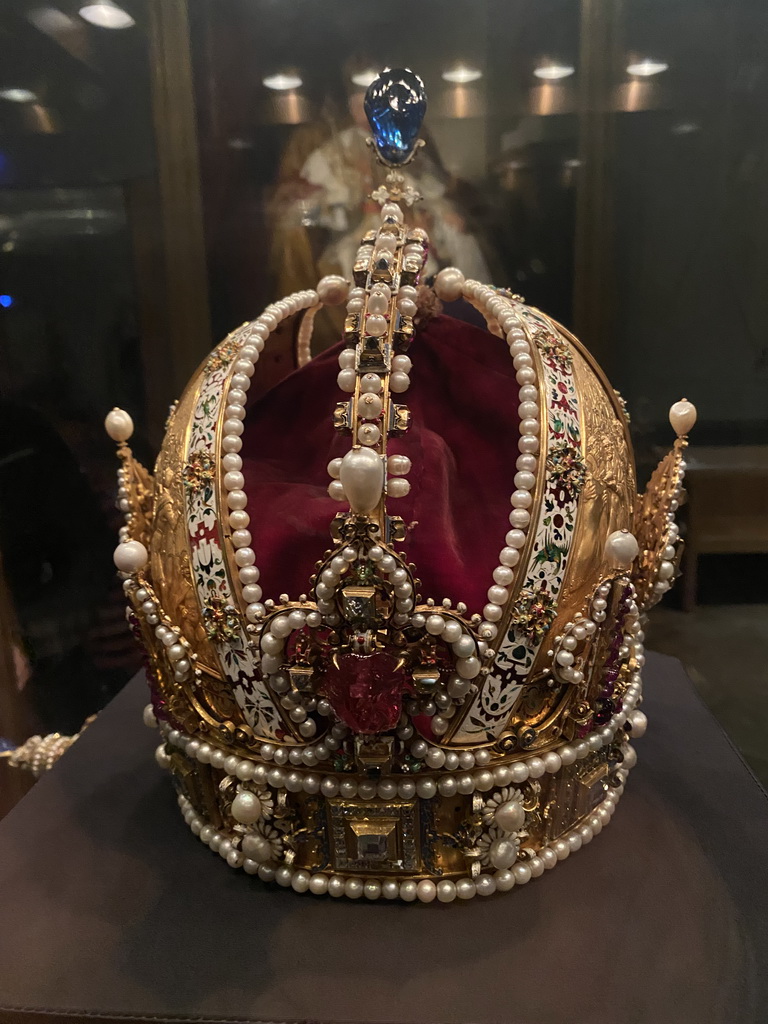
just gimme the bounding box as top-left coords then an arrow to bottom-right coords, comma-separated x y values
0,88 -> 37,103
351,68 -> 381,89
263,72 -> 303,91
626,59 -> 669,77
78,2 -> 135,29
534,63 -> 575,81
442,64 -> 483,84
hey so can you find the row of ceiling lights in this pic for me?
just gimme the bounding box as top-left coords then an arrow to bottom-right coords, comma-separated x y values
264,59 -> 669,91
0,2 -> 134,105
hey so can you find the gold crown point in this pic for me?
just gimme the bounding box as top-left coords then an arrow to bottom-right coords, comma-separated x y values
669,398 -> 697,437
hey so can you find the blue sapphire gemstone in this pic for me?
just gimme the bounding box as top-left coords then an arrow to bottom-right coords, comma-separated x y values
364,68 -> 427,166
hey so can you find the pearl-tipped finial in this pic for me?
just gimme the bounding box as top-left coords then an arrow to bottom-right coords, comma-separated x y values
105,408 -> 134,443
605,529 -> 639,567
669,398 -> 697,437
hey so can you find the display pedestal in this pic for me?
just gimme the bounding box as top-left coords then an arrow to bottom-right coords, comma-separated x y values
0,652 -> 766,1024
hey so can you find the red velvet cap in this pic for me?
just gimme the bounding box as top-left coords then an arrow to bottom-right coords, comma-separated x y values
243,314 -> 520,614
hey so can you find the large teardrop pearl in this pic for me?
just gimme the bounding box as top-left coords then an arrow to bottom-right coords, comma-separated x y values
105,408 -> 134,442
669,398 -> 697,437
339,447 -> 384,513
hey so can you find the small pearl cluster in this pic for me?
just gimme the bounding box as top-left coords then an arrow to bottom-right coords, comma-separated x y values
454,276 -> 540,642
313,543 -> 358,624
257,607 -> 329,739
157,675 -> 641,798
175,773 -> 628,901
221,291 -> 318,621
550,583 -> 613,686
404,610 -> 482,736
129,581 -> 193,683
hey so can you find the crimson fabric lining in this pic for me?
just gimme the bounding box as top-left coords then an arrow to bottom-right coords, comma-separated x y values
241,314 -> 522,614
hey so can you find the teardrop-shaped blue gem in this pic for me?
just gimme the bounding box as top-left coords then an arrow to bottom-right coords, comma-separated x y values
364,68 -> 427,166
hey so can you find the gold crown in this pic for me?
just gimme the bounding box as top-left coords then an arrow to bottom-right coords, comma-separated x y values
107,70 -> 695,903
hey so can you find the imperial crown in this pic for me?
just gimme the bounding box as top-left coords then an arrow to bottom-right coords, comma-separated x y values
107,69 -> 696,903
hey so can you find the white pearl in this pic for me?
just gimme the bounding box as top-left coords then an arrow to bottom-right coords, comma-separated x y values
543,751 -> 562,773
105,408 -> 134,442
513,861 -> 532,885
495,799 -> 525,832
231,791 -> 262,824
390,371 -> 410,393
317,275 -> 349,305
387,477 -> 410,498
327,458 -> 342,478
338,350 -> 355,370
475,874 -> 497,897
416,777 -> 437,799
398,780 -> 416,799
426,614 -> 445,635
365,314 -> 388,337
337,368 -> 356,393
436,880 -> 457,903
381,202 -> 403,222
499,547 -> 521,567
490,836 -> 518,869
605,529 -> 639,567
368,292 -> 389,315
308,873 -> 329,895
457,656 -> 480,679
669,398 -> 697,436
628,710 -> 648,737
452,635 -> 475,658
488,585 -> 509,605
493,565 -> 514,586
494,869 -> 516,892
441,619 -> 463,643
113,540 -> 148,573
387,455 -> 411,477
434,266 -> 465,302
483,603 -> 503,622
359,392 -> 383,419
397,297 -> 417,317
328,480 -> 346,501
227,490 -> 247,509
360,373 -> 382,393
509,508 -> 531,528
455,878 -> 476,899
527,756 -> 546,778
339,446 -> 384,512
344,877 -> 364,899
416,879 -> 437,903
659,560 -> 675,580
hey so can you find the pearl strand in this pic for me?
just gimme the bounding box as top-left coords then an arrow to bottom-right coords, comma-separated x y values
157,673 -> 643,796
438,273 -> 540,642
175,773 -> 628,901
220,291 -> 318,623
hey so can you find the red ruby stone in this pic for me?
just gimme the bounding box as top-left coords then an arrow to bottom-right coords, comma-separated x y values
320,652 -> 406,734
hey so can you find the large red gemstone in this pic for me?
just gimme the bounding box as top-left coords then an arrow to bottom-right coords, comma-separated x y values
320,652 -> 406,734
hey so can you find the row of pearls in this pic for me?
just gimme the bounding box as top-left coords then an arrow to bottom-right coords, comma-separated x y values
175,772 -> 628,901
127,580 -> 192,683
331,203 -> 423,506
155,676 -> 643,797
435,270 -> 540,642
220,291 -> 319,623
